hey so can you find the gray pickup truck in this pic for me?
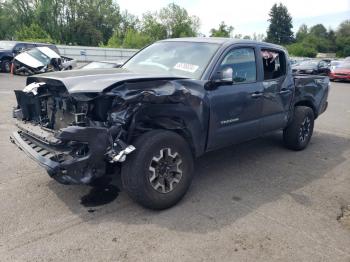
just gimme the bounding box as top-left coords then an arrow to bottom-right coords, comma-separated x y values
10,38 -> 329,209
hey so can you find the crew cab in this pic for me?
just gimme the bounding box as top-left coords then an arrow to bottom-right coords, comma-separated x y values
0,41 -> 60,73
10,38 -> 329,209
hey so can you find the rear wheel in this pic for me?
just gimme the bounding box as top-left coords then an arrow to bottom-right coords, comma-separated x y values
121,130 -> 194,210
283,106 -> 314,150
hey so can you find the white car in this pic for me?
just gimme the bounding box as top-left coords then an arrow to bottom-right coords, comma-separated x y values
14,46 -> 77,75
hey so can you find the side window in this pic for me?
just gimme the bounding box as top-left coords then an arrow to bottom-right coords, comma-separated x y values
319,61 -> 326,68
13,43 -> 25,53
25,44 -> 35,50
220,47 -> 257,83
262,49 -> 286,80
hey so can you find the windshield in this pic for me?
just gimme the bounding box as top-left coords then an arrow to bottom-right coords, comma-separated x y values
82,62 -> 117,69
338,63 -> 350,69
123,41 -> 220,79
299,60 -> 318,66
27,48 -> 51,65
0,41 -> 16,50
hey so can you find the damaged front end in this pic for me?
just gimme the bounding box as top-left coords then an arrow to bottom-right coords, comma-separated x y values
10,77 -> 197,185
10,81 -> 139,185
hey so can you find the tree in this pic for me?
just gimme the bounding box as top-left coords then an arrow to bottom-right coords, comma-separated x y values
15,23 -> 53,43
122,29 -> 152,49
252,33 -> 265,42
210,21 -> 233,37
141,12 -> 167,41
266,3 -> 294,45
335,20 -> 350,57
158,3 -> 200,38
296,24 -> 308,42
287,43 -> 317,57
309,24 -> 328,38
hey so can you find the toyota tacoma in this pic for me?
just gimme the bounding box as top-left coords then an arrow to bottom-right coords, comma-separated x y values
10,38 -> 329,209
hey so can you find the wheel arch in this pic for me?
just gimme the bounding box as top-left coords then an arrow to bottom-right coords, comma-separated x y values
294,100 -> 318,119
130,105 -> 207,158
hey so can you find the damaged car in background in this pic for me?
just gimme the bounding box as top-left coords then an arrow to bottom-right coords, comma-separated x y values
13,46 -> 77,75
10,38 -> 329,210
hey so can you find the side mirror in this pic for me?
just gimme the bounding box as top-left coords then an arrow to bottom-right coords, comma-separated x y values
205,68 -> 233,90
221,67 -> 233,81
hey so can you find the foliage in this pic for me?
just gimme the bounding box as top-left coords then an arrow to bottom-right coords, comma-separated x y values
210,22 -> 233,37
158,3 -> 200,38
14,23 -> 53,43
335,20 -> 350,57
106,3 -> 200,48
295,24 -> 308,42
122,29 -> 152,49
288,21 -> 350,57
286,43 -> 317,57
0,0 -> 349,56
266,3 -> 294,45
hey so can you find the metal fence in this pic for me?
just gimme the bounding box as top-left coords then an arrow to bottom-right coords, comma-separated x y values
57,45 -> 138,62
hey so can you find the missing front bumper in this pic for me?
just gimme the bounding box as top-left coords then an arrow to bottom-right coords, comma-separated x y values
10,126 -> 110,185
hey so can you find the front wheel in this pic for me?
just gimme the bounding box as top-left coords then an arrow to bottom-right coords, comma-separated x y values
121,130 -> 194,210
283,106 -> 314,151
2,60 -> 11,73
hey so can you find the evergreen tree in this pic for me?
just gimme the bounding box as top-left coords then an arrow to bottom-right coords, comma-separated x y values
266,3 -> 294,45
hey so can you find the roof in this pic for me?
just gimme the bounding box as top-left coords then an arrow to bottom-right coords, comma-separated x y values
161,37 -> 285,50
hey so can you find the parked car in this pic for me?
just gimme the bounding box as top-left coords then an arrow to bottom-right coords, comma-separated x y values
79,60 -> 125,69
0,41 -> 60,72
13,46 -> 77,75
330,60 -> 344,71
292,59 -> 330,75
329,62 -> 350,81
10,38 -> 329,210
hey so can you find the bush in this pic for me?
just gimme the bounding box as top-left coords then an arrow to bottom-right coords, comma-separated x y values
286,43 -> 317,58
15,23 -> 53,43
107,29 -> 152,49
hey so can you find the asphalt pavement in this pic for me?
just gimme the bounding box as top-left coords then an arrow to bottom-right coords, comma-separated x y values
0,73 -> 349,261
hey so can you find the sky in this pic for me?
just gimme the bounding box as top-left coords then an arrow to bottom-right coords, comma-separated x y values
117,0 -> 350,36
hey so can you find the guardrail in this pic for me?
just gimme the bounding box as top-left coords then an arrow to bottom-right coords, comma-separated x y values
57,45 -> 138,62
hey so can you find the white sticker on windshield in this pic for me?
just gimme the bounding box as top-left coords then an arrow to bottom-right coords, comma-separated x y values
174,63 -> 199,73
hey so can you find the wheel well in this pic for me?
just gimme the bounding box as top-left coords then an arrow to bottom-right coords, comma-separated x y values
130,121 -> 197,157
172,129 -> 196,156
294,101 -> 317,118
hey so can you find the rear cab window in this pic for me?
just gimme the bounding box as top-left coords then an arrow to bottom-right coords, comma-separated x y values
261,49 -> 287,80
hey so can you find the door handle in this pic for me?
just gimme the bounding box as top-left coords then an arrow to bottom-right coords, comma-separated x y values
279,88 -> 291,94
251,91 -> 263,98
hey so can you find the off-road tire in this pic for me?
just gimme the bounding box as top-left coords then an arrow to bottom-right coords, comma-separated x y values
283,106 -> 314,151
121,130 -> 194,210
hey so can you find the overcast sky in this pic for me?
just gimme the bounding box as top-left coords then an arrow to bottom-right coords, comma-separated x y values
117,0 -> 350,36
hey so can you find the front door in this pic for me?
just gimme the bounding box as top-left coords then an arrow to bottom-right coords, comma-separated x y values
207,46 -> 264,150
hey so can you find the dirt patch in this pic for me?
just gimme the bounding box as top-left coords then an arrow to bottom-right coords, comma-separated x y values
338,205 -> 350,230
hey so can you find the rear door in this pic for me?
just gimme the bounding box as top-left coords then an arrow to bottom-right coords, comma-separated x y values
259,48 -> 294,133
207,46 -> 264,150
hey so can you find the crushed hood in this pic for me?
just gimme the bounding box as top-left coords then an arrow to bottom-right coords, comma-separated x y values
15,52 -> 44,69
27,68 -> 188,93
